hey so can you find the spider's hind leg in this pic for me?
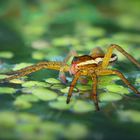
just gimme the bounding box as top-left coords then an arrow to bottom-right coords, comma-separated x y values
91,74 -> 100,111
97,69 -> 140,95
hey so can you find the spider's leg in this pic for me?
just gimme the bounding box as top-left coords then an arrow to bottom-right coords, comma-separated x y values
97,69 -> 139,94
59,50 -> 78,83
91,74 -> 100,111
66,71 -> 81,104
102,44 -> 140,69
0,64 -> 47,82
1,62 -> 69,83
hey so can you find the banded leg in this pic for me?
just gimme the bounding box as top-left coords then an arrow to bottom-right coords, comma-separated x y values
91,74 -> 100,111
102,44 -> 140,69
66,71 -> 81,104
0,64 -> 47,83
97,69 -> 139,94
0,62 -> 70,83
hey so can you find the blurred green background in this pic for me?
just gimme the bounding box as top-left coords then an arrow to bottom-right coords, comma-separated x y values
0,0 -> 140,140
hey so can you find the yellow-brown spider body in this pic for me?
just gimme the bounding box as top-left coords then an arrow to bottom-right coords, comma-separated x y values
1,44 -> 140,110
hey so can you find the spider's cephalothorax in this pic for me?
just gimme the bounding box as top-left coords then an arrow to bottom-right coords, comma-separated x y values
69,54 -> 118,75
0,44 -> 140,110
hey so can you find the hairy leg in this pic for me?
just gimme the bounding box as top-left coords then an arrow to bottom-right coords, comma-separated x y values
66,71 -> 81,104
91,74 -> 100,111
0,62 -> 69,83
97,69 -> 139,94
102,44 -> 140,69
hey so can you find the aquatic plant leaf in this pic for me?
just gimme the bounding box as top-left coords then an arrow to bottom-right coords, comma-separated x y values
31,88 -> 58,101
106,84 -> 129,95
22,81 -> 48,88
99,92 -> 122,102
0,112 -> 16,127
0,87 -> 16,94
14,99 -> 32,109
76,84 -> 91,91
0,51 -> 14,59
72,100 -> 94,113
49,101 -> 72,110
64,123 -> 88,139
117,110 -> 140,123
60,87 -> 69,93
13,63 -> 33,71
16,94 -> 39,102
44,78 -> 61,84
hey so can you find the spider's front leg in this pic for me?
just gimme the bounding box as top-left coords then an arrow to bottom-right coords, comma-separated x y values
91,73 -> 100,111
66,71 -> 81,104
102,44 -> 140,69
0,62 -> 70,83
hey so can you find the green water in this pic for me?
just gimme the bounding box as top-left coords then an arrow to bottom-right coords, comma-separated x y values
0,0 -> 140,139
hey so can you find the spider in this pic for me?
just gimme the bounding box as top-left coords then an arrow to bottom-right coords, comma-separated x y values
0,44 -> 140,110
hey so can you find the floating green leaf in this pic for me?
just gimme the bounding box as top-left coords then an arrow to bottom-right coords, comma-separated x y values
14,99 -> 32,109
31,88 -> 58,101
52,37 -> 79,47
9,79 -> 25,84
0,74 -> 8,79
0,51 -> 14,59
0,87 -> 16,94
50,84 -> 65,90
22,81 -> 48,88
135,77 -> 140,85
18,113 -> 41,123
44,78 -> 61,84
76,84 -> 91,91
106,84 -> 129,95
57,96 -> 67,101
99,92 -> 122,102
85,26 -> 106,38
13,63 -> 33,71
60,87 -> 69,93
32,51 -> 46,60
117,110 -> 140,123
72,100 -> 94,113
49,101 -> 72,110
16,94 -> 39,102
64,123 -> 88,139
0,112 -> 16,127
